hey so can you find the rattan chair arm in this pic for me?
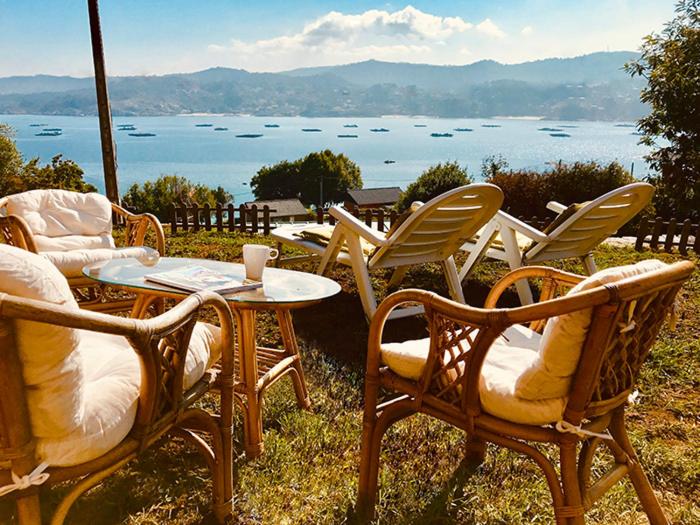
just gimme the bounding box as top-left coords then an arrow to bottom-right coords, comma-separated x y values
111,204 -> 166,254
0,214 -> 39,253
546,200 -> 567,214
484,266 -> 584,308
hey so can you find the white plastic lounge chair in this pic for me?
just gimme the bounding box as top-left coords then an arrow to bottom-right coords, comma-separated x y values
458,182 -> 654,304
272,184 -> 503,320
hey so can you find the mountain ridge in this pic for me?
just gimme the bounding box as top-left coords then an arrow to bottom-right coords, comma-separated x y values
0,52 -> 646,120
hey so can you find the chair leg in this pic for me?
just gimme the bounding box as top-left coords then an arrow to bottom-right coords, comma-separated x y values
464,435 -> 486,464
16,493 -> 41,525
346,234 -> 377,320
276,310 -> 311,409
560,442 -> 586,525
609,411 -> 669,525
581,254 -> 597,276
387,265 -> 409,290
500,228 -> 534,305
442,256 -> 466,303
458,221 -> 499,283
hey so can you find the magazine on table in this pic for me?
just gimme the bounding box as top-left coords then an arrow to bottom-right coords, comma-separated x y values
145,265 -> 262,295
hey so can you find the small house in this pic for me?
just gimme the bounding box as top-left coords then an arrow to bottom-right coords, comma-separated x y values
244,198 -> 310,222
344,187 -> 402,211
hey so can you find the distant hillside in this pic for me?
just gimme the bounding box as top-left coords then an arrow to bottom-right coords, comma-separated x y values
283,51 -> 640,90
0,52 -> 647,120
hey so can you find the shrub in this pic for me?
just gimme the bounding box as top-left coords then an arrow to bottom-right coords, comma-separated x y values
1,124 -> 96,196
396,161 -> 472,212
482,159 -> 652,235
251,150 -> 362,206
122,175 -> 232,222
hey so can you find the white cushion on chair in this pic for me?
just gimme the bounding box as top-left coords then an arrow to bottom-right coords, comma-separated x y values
36,322 -> 222,467
515,259 -> 668,400
6,189 -> 113,237
42,246 -> 159,277
0,244 -> 83,439
34,233 -> 116,252
381,324 -> 566,425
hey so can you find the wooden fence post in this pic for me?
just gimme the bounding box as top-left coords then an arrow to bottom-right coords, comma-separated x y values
204,203 -> 212,231
364,209 -> 373,227
635,219 -> 650,252
317,208 -> 324,224
180,200 -> 189,232
694,222 -> 700,254
678,219 -> 692,256
216,203 -> 223,233
263,205 -> 271,235
170,203 -> 177,233
390,210 -> 397,226
663,218 -> 676,253
192,202 -> 200,232
650,217 -> 664,251
227,204 -> 235,232
239,204 -> 247,233
377,209 -> 385,231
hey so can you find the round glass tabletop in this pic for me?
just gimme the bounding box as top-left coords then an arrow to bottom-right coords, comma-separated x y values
82,256 -> 341,306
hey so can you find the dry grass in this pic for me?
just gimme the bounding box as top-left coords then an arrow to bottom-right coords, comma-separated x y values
1,229 -> 698,524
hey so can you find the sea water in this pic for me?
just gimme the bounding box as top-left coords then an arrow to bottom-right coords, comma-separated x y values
2,115 -> 653,203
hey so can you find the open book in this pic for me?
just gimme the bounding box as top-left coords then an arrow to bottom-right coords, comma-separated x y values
145,265 -> 262,295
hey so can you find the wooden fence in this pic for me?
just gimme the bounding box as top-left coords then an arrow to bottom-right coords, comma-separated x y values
170,202 -> 274,235
635,217 -> 699,255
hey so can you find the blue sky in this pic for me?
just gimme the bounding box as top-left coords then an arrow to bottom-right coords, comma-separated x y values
0,1 -> 676,77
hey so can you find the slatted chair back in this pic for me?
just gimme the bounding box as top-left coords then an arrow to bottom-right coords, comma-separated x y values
369,184 -> 503,269
525,183 -> 654,264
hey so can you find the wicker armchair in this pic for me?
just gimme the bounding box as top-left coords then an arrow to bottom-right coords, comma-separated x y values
0,190 -> 165,313
357,260 -> 694,524
0,246 -> 234,524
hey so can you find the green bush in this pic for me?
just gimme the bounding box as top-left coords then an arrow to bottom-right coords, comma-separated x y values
1,124 -> 96,196
396,161 -> 472,212
122,175 -> 232,222
251,150 -> 362,206
483,158 -> 653,235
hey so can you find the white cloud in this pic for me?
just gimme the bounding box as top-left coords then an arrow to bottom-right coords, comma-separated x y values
521,25 -> 534,36
206,6 -> 510,71
476,18 -> 506,38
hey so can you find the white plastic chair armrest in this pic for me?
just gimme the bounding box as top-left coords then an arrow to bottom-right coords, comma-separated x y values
546,201 -> 567,214
495,211 -> 548,242
329,206 -> 386,246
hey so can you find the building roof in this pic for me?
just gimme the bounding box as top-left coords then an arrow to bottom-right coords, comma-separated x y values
244,198 -> 308,219
345,187 -> 402,206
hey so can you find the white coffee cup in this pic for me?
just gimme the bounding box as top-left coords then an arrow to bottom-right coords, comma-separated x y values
242,244 -> 279,281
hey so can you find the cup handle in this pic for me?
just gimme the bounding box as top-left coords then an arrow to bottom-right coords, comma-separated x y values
268,248 -> 279,260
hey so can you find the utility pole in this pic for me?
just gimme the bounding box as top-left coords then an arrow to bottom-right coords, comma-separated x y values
87,0 -> 119,203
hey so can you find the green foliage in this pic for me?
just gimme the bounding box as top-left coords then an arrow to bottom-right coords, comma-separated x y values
0,124 -> 96,196
483,159 -> 639,216
251,150 -> 362,206
396,161 -> 472,212
625,0 -> 700,218
122,175 -> 232,222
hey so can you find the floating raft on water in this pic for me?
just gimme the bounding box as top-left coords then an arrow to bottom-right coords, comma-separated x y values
560,125 -> 578,128
481,124 -> 501,128
413,124 -> 427,128
384,160 -> 396,164
538,127 -> 563,132
214,127 -> 229,131
370,128 -> 389,132
35,131 -> 62,136
431,132 -> 453,138
343,124 -> 358,128
454,128 -> 473,132
43,128 -> 62,132
614,124 -> 635,128
264,124 -> 280,128
117,125 -> 136,131
29,123 -> 47,127
301,128 -> 322,132
195,124 -> 213,127
549,133 -> 571,138
337,134 -> 358,138
129,132 -> 156,137
236,133 -> 263,138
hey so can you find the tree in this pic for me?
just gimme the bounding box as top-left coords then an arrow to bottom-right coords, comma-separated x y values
1,124 -> 96,196
625,0 -> 700,218
395,162 -> 472,212
250,150 -> 362,206
122,175 -> 232,222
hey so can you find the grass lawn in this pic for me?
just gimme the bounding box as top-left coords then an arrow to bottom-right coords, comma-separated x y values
2,229 -> 698,524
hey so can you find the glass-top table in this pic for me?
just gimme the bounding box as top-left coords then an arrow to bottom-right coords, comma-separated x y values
83,256 -> 341,307
83,256 -> 341,458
